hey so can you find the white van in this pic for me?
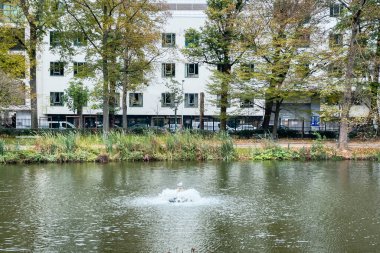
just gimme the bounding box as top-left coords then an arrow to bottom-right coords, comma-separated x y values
40,121 -> 76,129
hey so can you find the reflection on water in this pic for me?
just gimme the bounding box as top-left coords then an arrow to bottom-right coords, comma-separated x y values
1,161 -> 380,252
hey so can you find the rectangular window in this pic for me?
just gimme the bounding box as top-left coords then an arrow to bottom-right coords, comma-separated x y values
241,63 -> 255,73
50,92 -> 64,106
73,34 -> 87,46
185,63 -> 199,78
240,98 -> 254,108
8,28 -> 25,51
298,29 -> 311,48
162,63 -> 175,77
330,3 -> 342,17
73,62 -> 85,76
328,64 -> 343,78
185,93 -> 198,108
129,93 -> 143,107
162,33 -> 176,47
50,31 -> 61,47
113,92 -> 120,108
329,33 -> 343,48
185,34 -> 199,47
50,62 -> 65,76
161,93 -> 174,107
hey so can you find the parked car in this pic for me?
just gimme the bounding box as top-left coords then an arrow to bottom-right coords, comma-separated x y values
40,121 -> 76,129
192,122 -> 233,132
235,124 -> 257,131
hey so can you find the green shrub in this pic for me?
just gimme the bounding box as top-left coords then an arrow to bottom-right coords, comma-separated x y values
0,139 -> 5,155
310,133 -> 328,160
219,132 -> 236,161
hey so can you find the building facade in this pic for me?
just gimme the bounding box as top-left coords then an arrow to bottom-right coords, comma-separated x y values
3,1 -> 373,131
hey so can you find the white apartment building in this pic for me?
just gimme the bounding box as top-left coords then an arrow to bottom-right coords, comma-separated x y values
4,1 -> 371,130
11,0 -> 260,129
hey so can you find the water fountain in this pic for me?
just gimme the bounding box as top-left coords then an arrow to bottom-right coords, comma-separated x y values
160,182 -> 201,203
124,182 -> 220,207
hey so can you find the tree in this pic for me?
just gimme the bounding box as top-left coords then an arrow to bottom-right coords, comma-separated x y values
62,0 -> 165,134
335,0 -> 371,149
117,0 -> 165,130
164,78 -> 184,130
62,0 -> 117,134
183,0 -> 249,131
0,70 -> 25,108
241,0 -> 322,138
0,26 -> 26,79
63,81 -> 89,128
4,0 -> 63,129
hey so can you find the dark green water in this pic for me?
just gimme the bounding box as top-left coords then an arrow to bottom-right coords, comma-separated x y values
1,161 -> 380,252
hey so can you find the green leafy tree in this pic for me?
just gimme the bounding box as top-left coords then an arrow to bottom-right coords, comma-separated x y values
0,27 -> 25,79
0,70 -> 25,108
183,0 -> 249,131
3,0 -> 64,128
240,0 -> 322,138
333,0 -> 373,149
63,81 -> 89,128
61,0 -> 165,134
116,1 -> 165,129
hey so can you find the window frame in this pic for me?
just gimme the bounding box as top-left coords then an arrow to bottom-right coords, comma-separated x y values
185,63 -> 199,78
162,33 -> 176,47
184,93 -> 199,108
161,93 -> 174,107
330,3 -> 342,17
73,62 -> 85,76
73,34 -> 87,47
240,98 -> 255,108
329,33 -> 343,48
50,62 -> 65,76
328,64 -> 343,78
50,31 -> 61,48
50,92 -> 64,106
129,93 -> 143,107
162,63 -> 176,77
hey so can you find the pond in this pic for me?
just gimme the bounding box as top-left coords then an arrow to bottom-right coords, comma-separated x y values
1,161 -> 380,252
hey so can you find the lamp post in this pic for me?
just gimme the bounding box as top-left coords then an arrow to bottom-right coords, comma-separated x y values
174,98 -> 179,130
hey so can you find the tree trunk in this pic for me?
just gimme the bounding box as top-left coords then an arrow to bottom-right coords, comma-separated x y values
338,0 -> 365,150
78,107 -> 83,129
122,76 -> 128,130
370,24 -> 380,132
101,5 -> 110,135
109,54 -> 117,129
109,82 -> 115,129
102,57 -> 110,135
200,92 -> 204,130
262,98 -> 273,129
218,64 -> 231,131
272,100 -> 281,139
29,25 -> 38,129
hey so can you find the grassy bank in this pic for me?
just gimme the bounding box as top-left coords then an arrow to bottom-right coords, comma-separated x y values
1,132 -> 380,164
0,131 -> 235,164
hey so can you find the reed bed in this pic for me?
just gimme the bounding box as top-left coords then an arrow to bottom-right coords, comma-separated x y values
0,130 -> 235,164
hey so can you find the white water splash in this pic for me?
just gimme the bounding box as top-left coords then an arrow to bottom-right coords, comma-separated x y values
126,188 -> 221,207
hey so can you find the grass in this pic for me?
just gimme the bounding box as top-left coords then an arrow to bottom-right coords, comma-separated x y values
0,131 -> 232,164
2,131 -> 380,164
